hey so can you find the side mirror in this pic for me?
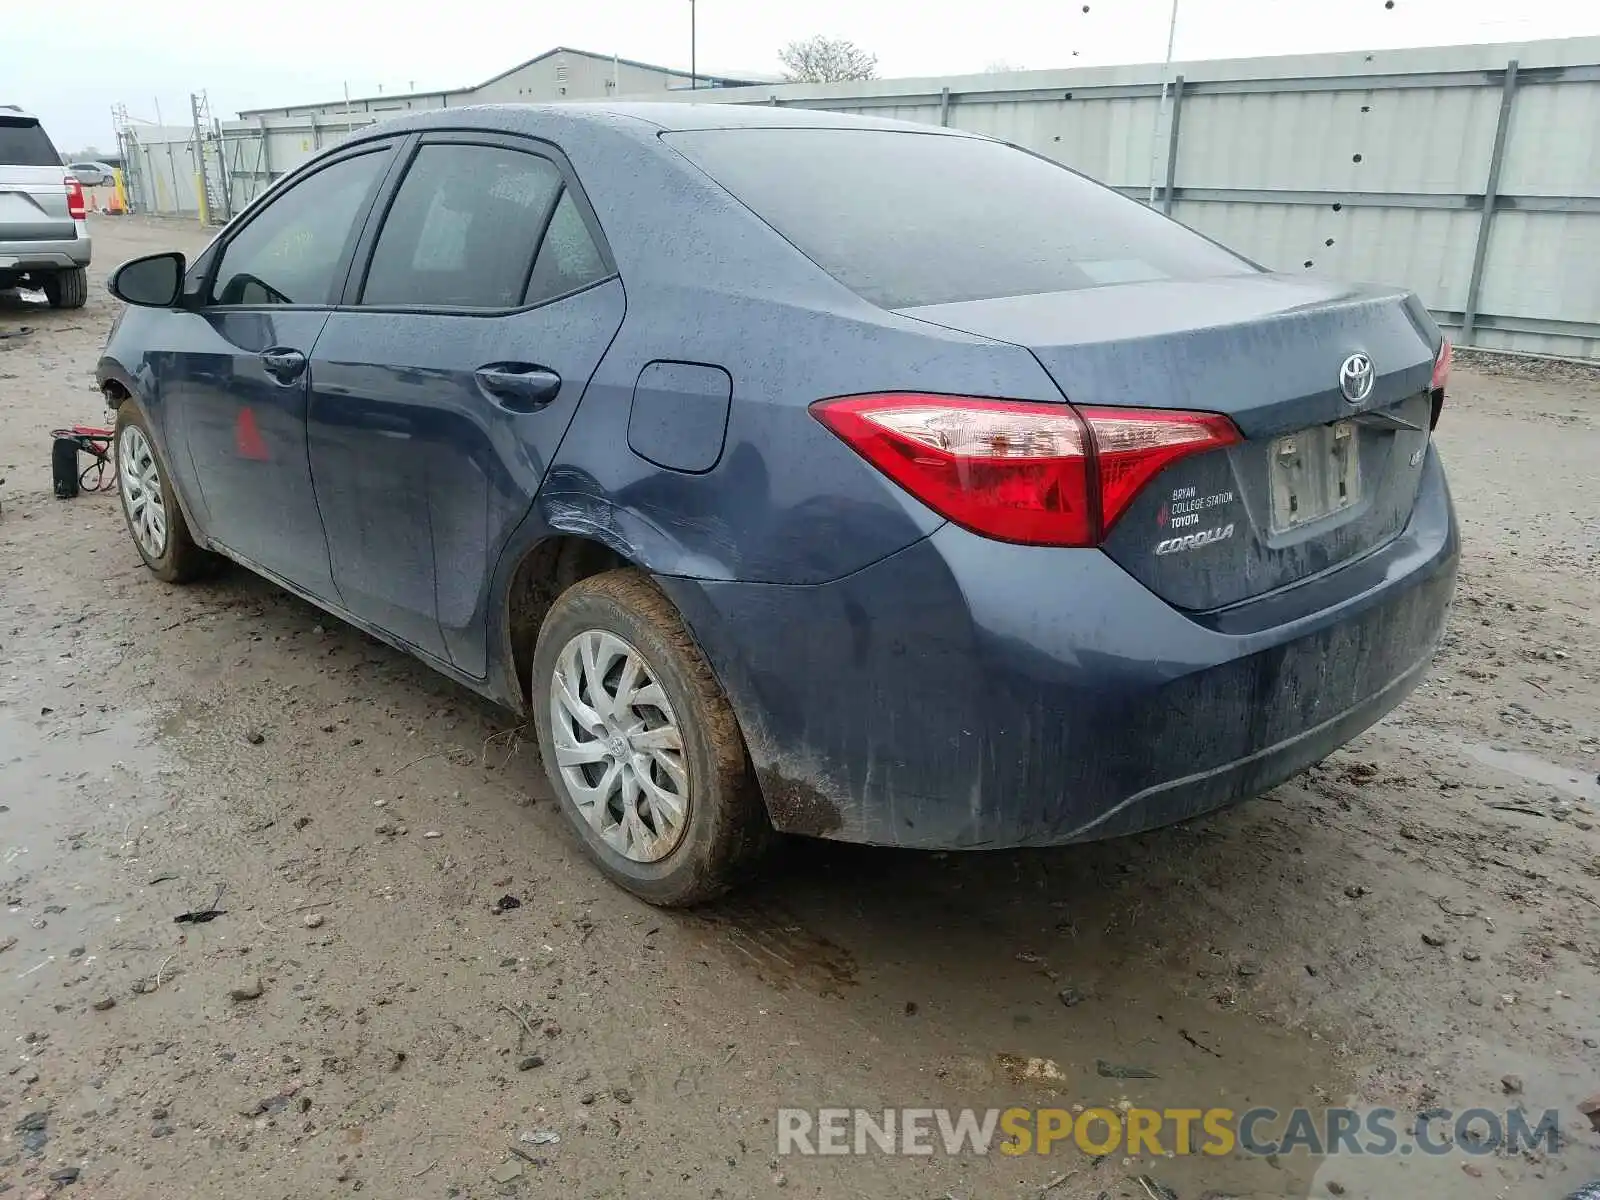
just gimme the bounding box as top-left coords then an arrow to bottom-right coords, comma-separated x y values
108,252 -> 186,308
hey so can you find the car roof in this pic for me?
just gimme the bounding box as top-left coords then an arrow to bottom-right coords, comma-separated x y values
377,101 -> 969,140
550,102 -> 960,133
0,105 -> 42,121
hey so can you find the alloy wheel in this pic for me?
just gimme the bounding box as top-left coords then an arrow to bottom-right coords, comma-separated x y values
119,425 -> 168,560
549,630 -> 690,863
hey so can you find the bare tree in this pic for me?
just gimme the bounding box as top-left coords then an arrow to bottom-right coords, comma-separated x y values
779,36 -> 879,83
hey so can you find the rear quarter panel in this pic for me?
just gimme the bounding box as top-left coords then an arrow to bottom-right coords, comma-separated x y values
532,121 -> 1067,585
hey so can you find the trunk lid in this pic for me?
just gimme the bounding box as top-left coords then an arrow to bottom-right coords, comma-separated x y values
900,273 -> 1440,610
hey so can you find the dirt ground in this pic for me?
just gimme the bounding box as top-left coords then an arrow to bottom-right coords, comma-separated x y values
1,216 -> 1597,1200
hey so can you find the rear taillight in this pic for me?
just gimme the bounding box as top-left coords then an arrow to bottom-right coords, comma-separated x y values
811,394 -> 1240,547
1077,407 -> 1242,532
65,176 -> 87,220
1431,339 -> 1452,392
1429,338 -> 1451,429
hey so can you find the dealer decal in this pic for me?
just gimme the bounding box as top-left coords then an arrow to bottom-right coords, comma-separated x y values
1158,484 -> 1237,530
1155,523 -> 1235,555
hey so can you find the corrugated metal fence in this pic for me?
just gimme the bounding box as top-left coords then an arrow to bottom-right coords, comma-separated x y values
120,36 -> 1600,358
119,115 -> 376,220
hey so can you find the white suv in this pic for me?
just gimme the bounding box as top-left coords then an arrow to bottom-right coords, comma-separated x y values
0,105 -> 91,308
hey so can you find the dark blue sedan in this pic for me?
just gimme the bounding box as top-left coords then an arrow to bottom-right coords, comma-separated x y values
97,103 -> 1458,905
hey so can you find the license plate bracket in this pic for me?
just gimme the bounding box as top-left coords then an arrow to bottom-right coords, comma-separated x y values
1268,421 -> 1360,533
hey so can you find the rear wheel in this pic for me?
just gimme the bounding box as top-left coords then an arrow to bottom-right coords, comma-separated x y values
531,569 -> 771,906
43,267 -> 88,309
114,400 -> 214,583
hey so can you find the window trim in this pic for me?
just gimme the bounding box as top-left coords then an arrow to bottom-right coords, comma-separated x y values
199,141 -> 401,311
341,129 -> 619,317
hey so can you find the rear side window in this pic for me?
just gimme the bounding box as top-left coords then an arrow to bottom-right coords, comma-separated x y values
665,128 -> 1254,309
361,144 -> 564,309
524,190 -> 608,305
0,117 -> 61,167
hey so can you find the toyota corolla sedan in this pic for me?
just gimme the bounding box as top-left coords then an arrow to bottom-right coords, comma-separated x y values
98,103 -> 1458,905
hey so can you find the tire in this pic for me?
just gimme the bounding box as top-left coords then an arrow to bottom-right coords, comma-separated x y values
43,267 -> 88,309
531,569 -> 772,906
113,399 -> 215,583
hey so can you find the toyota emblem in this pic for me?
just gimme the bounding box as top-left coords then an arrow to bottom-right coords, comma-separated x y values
1339,353 -> 1375,404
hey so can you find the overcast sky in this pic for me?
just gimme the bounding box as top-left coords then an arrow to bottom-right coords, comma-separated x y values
15,0 -> 1599,151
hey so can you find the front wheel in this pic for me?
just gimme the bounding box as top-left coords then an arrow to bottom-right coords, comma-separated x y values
114,400 -> 215,583
531,569 -> 772,906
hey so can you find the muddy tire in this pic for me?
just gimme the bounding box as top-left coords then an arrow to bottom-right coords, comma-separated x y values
531,569 -> 772,906
113,399 -> 215,583
43,267 -> 88,309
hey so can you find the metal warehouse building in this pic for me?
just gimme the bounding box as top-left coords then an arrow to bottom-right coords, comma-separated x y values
237,46 -> 767,122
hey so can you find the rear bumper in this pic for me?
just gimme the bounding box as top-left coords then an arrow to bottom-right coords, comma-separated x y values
658,448 -> 1459,849
0,230 -> 92,271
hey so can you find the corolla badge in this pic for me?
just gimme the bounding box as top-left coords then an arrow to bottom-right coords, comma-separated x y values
1155,523 -> 1235,555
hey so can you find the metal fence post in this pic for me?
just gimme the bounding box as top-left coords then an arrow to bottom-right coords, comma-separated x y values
164,143 -> 181,216
1162,75 -> 1185,215
939,86 -> 951,127
1461,59 -> 1519,346
258,118 -> 274,190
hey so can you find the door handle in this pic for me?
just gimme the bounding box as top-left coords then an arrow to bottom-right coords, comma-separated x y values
474,364 -> 562,413
260,347 -> 307,385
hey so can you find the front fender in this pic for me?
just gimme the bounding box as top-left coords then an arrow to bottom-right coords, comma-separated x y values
95,354 -> 140,405
94,346 -> 212,551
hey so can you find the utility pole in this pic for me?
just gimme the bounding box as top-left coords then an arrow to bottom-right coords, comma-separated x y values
190,91 -> 211,223
112,103 -> 138,213
1146,0 -> 1180,206
690,0 -> 697,89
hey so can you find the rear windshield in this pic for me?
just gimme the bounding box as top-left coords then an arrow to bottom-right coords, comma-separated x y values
665,128 -> 1255,309
0,117 -> 61,167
